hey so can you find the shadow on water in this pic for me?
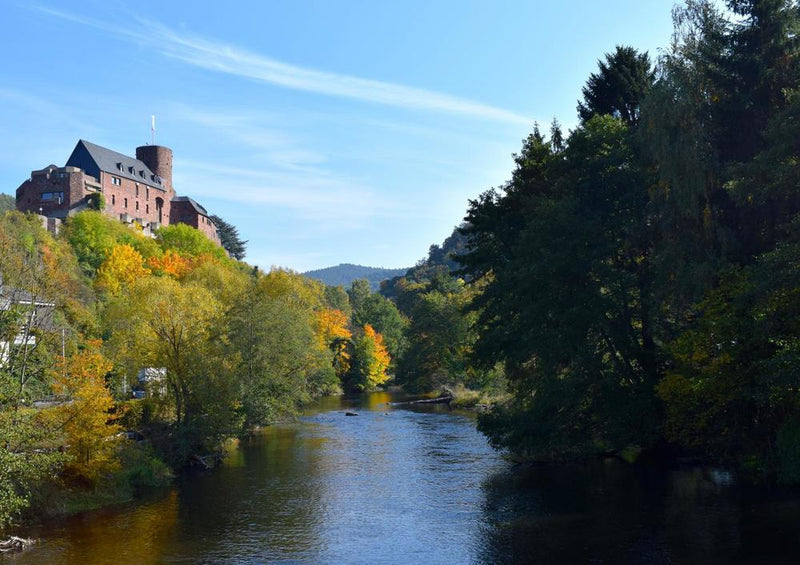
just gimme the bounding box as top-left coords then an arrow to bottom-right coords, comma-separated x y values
7,391 -> 800,564
477,459 -> 800,565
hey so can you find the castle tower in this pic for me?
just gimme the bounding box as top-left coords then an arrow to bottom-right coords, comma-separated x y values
135,145 -> 173,193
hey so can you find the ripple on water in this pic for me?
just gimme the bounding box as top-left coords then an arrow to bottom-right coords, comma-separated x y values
10,393 -> 800,564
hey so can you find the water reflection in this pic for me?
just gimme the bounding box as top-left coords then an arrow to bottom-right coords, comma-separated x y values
478,460 -> 800,564
7,393 -> 800,564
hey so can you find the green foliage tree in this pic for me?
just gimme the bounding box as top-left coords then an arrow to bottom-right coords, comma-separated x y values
577,45 -> 654,126
210,214 -> 247,260
351,292 -> 408,362
227,270 -> 335,429
658,239 -> 800,480
396,284 -> 474,392
0,194 -> 15,214
156,223 -> 227,260
87,192 -> 105,211
0,382 -> 66,529
347,324 -> 391,391
463,116 -> 659,458
104,276 -> 239,464
347,279 -> 372,314
323,285 -> 353,319
0,213 -> 88,528
62,211 -> 161,275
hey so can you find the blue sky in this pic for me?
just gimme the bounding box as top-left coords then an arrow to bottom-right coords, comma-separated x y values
1,1 -> 678,271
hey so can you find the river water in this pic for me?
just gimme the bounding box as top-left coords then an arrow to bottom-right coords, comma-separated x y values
6,392 -> 800,564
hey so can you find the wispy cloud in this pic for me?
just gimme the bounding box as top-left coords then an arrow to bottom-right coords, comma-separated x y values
0,88 -> 88,131
177,159 -> 407,227
34,5 -> 532,125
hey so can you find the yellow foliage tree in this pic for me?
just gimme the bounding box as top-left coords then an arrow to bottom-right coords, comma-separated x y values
315,309 -> 352,345
52,341 -> 120,484
352,324 -> 391,390
95,243 -> 151,295
315,308 -> 352,378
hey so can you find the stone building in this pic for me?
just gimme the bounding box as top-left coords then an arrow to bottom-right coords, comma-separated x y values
170,197 -> 220,243
15,140 -> 220,244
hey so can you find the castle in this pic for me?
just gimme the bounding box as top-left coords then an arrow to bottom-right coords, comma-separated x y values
15,140 -> 220,245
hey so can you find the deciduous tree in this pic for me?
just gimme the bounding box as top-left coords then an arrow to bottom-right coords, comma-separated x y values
51,341 -> 120,484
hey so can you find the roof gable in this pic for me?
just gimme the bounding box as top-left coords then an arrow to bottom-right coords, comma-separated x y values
65,140 -> 165,190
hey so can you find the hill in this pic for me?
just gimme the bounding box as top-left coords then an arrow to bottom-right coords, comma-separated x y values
0,193 -> 15,213
304,263 -> 407,290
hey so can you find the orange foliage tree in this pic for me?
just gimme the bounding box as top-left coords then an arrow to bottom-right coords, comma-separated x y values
52,340 -> 120,484
147,249 -> 190,279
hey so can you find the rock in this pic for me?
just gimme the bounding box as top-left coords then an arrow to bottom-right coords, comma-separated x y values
345,411 -> 358,416
0,536 -> 35,553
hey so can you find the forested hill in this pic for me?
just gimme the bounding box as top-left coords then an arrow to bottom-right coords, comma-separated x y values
0,193 -> 15,213
304,263 -> 407,290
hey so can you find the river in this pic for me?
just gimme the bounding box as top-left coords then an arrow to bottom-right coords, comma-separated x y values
6,391 -> 800,564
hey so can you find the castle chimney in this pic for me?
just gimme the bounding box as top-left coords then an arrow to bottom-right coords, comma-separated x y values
136,145 -> 173,192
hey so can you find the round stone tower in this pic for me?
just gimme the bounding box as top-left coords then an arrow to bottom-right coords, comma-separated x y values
136,145 -> 173,192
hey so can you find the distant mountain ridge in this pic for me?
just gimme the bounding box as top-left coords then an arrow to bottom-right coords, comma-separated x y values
304,263 -> 408,290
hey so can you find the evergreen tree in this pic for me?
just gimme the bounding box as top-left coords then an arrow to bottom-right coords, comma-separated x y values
210,215 -> 247,260
577,45 -> 655,126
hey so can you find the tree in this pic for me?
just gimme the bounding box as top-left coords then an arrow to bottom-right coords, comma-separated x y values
0,377 -> 66,529
315,308 -> 352,381
95,244 -> 151,296
210,215 -> 247,260
104,276 -> 238,464
348,324 -> 391,391
347,279 -> 372,314
0,193 -> 14,214
351,292 -> 408,362
147,249 -> 190,279
156,223 -> 227,260
577,45 -> 654,126
658,240 -> 800,480
51,341 -> 120,484
228,272 -> 335,428
323,285 -> 353,319
62,211 -> 161,275
461,115 -> 659,458
0,212 -> 84,528
396,285 -> 474,392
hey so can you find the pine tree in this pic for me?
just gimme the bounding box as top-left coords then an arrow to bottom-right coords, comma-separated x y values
577,45 -> 655,126
210,215 -> 247,260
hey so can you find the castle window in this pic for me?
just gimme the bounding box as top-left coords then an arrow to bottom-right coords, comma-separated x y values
146,204 -> 149,214
136,201 -> 139,211
117,163 -> 123,171
41,191 -> 64,202
129,166 -> 134,174
111,176 -> 121,186
146,187 -> 149,200
139,170 -> 145,178
124,198 -> 128,209
112,194 -> 116,205
135,184 -> 139,197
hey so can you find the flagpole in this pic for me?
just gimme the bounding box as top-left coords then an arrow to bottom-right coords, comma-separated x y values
151,115 -> 156,145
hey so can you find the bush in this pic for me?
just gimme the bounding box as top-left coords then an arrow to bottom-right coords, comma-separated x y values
118,443 -> 172,490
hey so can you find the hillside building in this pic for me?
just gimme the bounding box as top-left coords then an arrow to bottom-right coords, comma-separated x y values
15,140 -> 220,245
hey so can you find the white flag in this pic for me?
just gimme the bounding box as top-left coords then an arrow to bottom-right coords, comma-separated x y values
151,115 -> 155,131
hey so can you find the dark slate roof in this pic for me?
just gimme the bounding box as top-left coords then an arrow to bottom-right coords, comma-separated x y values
172,196 -> 210,217
65,140 -> 166,191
